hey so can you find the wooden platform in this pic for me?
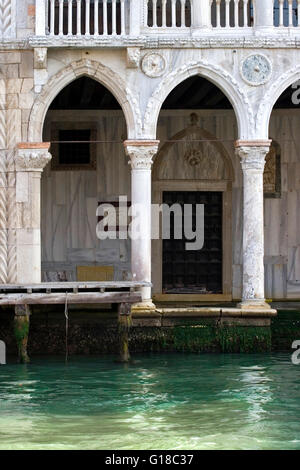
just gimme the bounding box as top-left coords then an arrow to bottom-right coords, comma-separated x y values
0,281 -> 149,305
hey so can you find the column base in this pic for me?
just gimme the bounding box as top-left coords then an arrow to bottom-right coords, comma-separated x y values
131,300 -> 157,314
191,27 -> 213,37
237,299 -> 271,310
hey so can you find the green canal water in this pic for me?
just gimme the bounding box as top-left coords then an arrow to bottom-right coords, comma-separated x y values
0,353 -> 300,450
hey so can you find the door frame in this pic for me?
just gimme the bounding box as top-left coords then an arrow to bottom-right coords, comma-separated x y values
152,180 -> 233,302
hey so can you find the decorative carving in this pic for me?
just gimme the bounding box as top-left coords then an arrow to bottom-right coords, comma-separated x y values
256,64 -> 300,137
34,48 -> 47,69
264,146 -> 276,191
0,150 -> 7,283
144,60 -> 255,139
29,58 -> 142,142
264,142 -> 281,198
124,141 -> 159,170
184,149 -> 202,167
236,146 -> 270,172
126,47 -> 140,69
154,124 -> 232,181
15,147 -> 52,172
240,54 -> 272,86
141,52 -> 166,78
0,0 -> 14,39
6,148 -> 16,283
27,34 -> 300,50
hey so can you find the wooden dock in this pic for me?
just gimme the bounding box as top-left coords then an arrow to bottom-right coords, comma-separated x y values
0,281 -> 150,363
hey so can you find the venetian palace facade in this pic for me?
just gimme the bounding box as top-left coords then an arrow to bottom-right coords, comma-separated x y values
1,0 -> 300,321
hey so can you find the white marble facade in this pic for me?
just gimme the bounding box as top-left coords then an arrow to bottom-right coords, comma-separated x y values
2,1 -> 300,306
41,108 -> 300,300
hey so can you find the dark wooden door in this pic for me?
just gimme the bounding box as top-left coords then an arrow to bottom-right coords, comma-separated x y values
162,191 -> 223,294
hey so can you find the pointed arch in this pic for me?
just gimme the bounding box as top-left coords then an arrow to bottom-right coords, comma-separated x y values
143,60 -> 254,140
153,125 -> 235,181
28,58 -> 140,142
257,65 -> 300,139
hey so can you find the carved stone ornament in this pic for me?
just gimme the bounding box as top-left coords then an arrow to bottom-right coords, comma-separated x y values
34,47 -> 47,69
240,54 -> 272,86
236,146 -> 271,172
15,144 -> 52,172
126,47 -> 140,69
124,141 -> 160,170
141,53 -> 166,78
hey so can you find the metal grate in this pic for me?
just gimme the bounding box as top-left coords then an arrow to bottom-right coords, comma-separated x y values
162,191 -> 223,294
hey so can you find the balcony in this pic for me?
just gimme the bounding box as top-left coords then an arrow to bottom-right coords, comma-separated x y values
32,0 -> 300,48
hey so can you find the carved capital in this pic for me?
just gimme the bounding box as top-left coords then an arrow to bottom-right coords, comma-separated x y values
15,143 -> 52,172
124,140 -> 160,170
235,143 -> 271,172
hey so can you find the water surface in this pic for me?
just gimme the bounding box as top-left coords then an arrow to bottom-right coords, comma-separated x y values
0,353 -> 299,450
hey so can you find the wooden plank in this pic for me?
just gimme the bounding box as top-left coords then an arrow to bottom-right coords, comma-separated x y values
0,292 -> 142,306
0,281 -> 151,291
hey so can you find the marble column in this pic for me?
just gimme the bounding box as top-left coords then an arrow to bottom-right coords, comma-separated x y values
124,140 -> 159,310
235,140 -> 271,310
192,0 -> 212,34
14,143 -> 51,284
254,0 -> 274,33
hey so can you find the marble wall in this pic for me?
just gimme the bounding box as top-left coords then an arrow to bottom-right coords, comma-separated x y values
42,109 -> 131,282
42,108 -> 300,300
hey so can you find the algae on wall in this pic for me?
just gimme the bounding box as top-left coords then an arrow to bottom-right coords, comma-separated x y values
14,314 -> 30,363
271,311 -> 300,351
130,323 -> 272,354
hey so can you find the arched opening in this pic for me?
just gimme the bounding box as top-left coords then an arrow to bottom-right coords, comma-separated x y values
265,84 -> 300,300
41,76 -> 131,283
152,76 -> 238,301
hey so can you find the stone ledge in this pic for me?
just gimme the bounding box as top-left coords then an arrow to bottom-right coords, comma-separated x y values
156,307 -> 277,318
131,307 -> 277,327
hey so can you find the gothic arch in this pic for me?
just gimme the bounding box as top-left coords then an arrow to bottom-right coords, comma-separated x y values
257,65 -> 300,139
143,60 -> 254,140
151,121 -> 234,298
28,58 -> 140,142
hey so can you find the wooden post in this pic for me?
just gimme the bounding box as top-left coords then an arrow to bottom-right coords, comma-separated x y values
118,303 -> 132,362
14,305 -> 31,364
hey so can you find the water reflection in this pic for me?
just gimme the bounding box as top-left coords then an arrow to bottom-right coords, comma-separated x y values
0,353 -> 299,450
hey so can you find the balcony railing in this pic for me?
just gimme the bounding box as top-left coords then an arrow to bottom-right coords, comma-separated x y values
33,0 -> 300,41
274,0 -> 300,27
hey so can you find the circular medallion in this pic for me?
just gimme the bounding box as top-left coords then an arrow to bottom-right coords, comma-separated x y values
241,54 -> 272,86
141,53 -> 166,78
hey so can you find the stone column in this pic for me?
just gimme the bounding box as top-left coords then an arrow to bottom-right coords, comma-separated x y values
192,0 -> 212,34
235,140 -> 271,310
129,0 -> 141,35
35,0 -> 47,35
124,140 -> 159,311
15,143 -> 51,284
254,0 -> 274,33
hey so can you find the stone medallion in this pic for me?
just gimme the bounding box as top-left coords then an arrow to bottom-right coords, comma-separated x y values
241,54 -> 272,86
141,53 -> 166,78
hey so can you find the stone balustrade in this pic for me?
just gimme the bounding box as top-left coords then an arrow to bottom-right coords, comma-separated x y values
32,0 -> 300,41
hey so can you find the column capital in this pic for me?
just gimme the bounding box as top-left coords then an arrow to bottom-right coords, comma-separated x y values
124,140 -> 160,170
15,143 -> 52,172
235,140 -> 272,172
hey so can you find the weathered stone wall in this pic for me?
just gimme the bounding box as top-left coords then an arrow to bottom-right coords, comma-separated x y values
0,49 -> 34,285
2,2 -> 300,299
0,307 -> 275,356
